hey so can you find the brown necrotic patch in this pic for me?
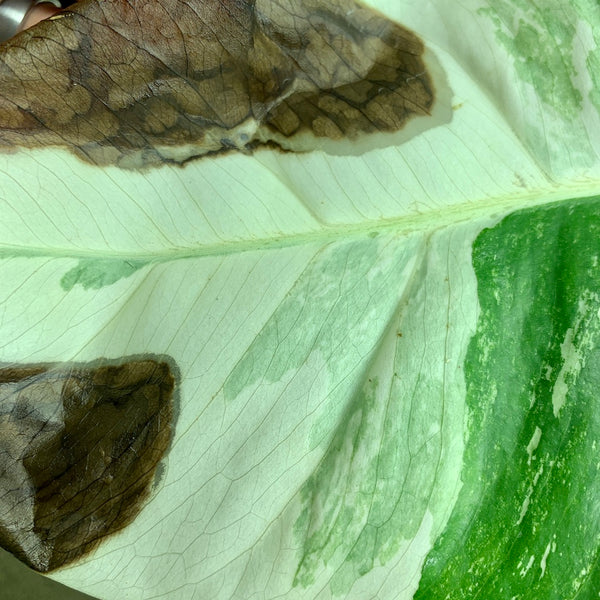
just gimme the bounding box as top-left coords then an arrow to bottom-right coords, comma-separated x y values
0,358 -> 175,572
0,0 -> 449,168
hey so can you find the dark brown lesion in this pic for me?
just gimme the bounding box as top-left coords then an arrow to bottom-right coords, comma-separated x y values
0,0 -> 449,168
0,358 -> 175,572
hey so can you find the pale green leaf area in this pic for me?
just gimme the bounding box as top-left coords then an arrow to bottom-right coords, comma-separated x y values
373,0 -> 600,175
60,258 -> 149,291
0,1 -> 600,600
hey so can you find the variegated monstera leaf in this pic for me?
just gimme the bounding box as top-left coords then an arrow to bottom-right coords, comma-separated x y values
0,1 -> 600,599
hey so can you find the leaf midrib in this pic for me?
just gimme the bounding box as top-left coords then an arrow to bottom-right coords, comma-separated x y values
0,184 -> 596,261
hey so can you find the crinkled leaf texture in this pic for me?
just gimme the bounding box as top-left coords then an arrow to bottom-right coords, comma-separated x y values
1,0 -> 600,599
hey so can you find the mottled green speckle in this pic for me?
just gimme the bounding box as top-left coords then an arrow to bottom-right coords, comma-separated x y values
415,196 -> 600,599
291,350 -> 448,594
478,0 -> 600,171
480,1 -> 582,119
588,50 -> 600,112
293,377 -> 380,589
578,0 -> 600,114
293,372 -> 431,594
222,236 -> 415,402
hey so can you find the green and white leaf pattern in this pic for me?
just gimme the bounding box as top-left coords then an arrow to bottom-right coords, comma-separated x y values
1,0 -> 600,598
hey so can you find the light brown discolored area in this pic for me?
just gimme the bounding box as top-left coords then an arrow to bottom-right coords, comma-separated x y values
0,358 -> 175,573
0,0 -> 449,168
